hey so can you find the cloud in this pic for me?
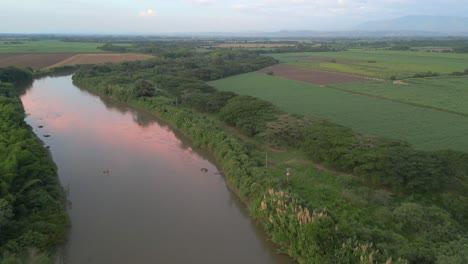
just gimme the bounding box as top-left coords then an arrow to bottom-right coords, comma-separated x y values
231,3 -> 264,11
191,0 -> 215,5
138,9 -> 156,17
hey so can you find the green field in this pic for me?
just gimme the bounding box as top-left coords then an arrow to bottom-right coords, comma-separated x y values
330,76 -> 468,116
209,73 -> 468,152
0,40 -> 107,53
270,50 -> 468,79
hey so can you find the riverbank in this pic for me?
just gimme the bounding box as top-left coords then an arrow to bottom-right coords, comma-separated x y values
72,77 -> 395,263
21,74 -> 292,263
0,68 -> 68,263
71,52 -> 468,263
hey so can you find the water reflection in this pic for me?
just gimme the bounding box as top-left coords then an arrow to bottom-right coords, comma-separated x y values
21,75 -> 293,264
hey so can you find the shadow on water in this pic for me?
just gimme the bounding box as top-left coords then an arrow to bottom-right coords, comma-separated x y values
15,80 -> 34,96
17,69 -> 78,96
74,82 -> 199,151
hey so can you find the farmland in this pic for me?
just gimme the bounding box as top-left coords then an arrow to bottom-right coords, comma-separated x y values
258,64 -> 372,85
270,49 -> 468,79
0,53 -> 153,69
3,36 -> 468,263
0,40 -> 106,53
330,76 -> 468,115
0,53 -> 76,69
0,40 -> 153,69
214,43 -> 296,48
209,72 -> 468,152
45,53 -> 153,69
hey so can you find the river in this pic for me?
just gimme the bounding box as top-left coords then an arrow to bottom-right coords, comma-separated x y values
20,75 -> 292,264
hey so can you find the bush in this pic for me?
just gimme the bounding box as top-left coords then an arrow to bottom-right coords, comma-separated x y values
0,67 -> 32,85
413,71 -> 439,78
185,91 -> 237,113
133,79 -> 156,97
0,74 -> 67,255
219,96 -> 280,136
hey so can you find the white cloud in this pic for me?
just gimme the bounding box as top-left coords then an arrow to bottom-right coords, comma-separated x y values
138,9 -> 156,17
191,0 -> 215,5
231,3 -> 264,11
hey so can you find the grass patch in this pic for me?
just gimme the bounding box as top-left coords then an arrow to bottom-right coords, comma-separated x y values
0,40 -> 106,53
210,73 -> 468,152
330,76 -> 468,116
270,49 -> 468,79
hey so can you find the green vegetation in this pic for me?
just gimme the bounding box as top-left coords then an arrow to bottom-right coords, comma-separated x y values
71,49 -> 468,263
210,73 -> 468,152
0,40 -> 105,53
330,76 -> 468,115
270,50 -> 468,79
453,46 -> 468,53
0,67 -> 68,262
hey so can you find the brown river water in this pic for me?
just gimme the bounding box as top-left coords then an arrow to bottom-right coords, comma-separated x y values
20,75 -> 293,264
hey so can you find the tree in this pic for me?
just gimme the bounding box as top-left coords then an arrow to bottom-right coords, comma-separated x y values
133,79 -> 155,97
0,199 -> 12,233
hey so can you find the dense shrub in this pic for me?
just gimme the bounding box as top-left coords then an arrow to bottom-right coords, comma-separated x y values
0,67 -> 32,85
412,71 -> 439,78
219,96 -> 280,136
133,79 -> 156,97
0,68 -> 68,259
185,91 -> 237,113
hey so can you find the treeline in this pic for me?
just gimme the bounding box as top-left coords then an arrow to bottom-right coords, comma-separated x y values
75,49 -> 277,83
342,38 -> 468,49
0,67 -> 68,262
97,40 -> 340,56
453,46 -> 468,53
98,43 -> 129,53
254,43 -> 338,54
72,51 -> 468,263
97,40 -> 208,55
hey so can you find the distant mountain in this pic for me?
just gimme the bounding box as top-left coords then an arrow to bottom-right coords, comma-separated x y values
357,15 -> 468,32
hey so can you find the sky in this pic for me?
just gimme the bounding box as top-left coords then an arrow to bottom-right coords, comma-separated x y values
1,0 -> 467,34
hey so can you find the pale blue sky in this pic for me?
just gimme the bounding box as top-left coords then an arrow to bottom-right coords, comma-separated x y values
1,0 -> 467,34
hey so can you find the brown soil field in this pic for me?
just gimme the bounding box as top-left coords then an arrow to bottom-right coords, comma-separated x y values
45,53 -> 154,69
0,53 -> 153,70
215,43 -> 296,48
0,53 -> 77,69
258,65 -> 371,85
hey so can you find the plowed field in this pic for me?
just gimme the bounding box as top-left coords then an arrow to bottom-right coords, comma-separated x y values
258,65 -> 371,85
0,53 -> 76,69
46,53 -> 153,69
0,53 -> 153,70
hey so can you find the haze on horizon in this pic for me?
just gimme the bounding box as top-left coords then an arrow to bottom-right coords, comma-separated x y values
2,0 -> 468,34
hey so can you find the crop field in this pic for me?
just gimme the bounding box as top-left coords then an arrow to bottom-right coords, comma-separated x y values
0,53 -> 153,69
330,76 -> 468,116
0,40 -> 107,53
209,72 -> 468,152
270,49 -> 468,79
0,53 -> 76,69
45,53 -> 153,69
257,64 -> 372,85
214,43 -> 296,48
